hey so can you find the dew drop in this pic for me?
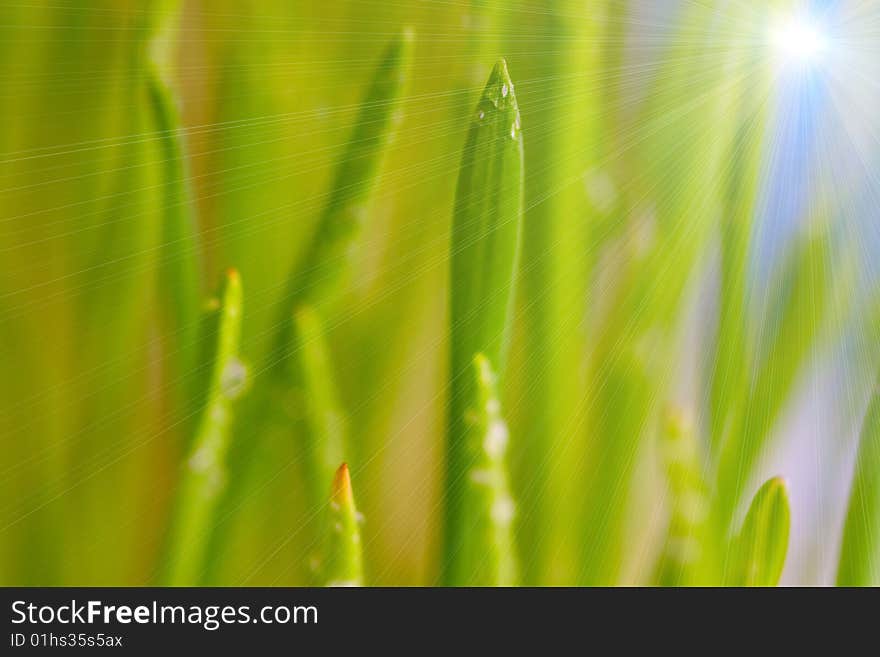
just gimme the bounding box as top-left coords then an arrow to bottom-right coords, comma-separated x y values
491,496 -> 515,525
501,83 -> 509,98
220,358 -> 248,400
484,420 -> 509,458
188,446 -> 213,472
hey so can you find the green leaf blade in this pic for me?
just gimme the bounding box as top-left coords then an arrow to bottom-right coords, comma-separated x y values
729,477 -> 791,586
837,380 -> 880,586
159,269 -> 247,586
449,58 -> 523,380
443,59 -> 523,587
146,65 -> 203,403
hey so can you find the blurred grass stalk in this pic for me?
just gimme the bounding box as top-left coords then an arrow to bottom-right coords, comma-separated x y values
443,60 -> 522,586
655,407 -> 718,586
837,374 -> 880,585
514,0 -> 623,587
0,2 -> 193,583
579,2 -> 747,584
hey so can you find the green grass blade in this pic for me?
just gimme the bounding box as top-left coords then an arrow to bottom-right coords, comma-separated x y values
837,378 -> 880,586
443,59 -> 522,586
322,463 -> 364,587
146,64 -> 203,408
159,269 -> 247,585
444,355 -> 518,586
147,0 -> 201,390
293,305 -> 346,510
448,59 -> 523,377
727,477 -> 791,586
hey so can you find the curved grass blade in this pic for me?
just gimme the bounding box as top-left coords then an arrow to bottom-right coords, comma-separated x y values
837,377 -> 880,586
147,0 -> 202,398
276,28 -> 414,336
159,269 -> 247,585
727,477 -> 791,586
322,463 -> 364,587
293,305 -> 346,510
146,64 -> 203,409
443,60 -> 522,585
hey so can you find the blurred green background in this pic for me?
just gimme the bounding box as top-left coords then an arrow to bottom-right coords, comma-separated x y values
1,0 -> 878,586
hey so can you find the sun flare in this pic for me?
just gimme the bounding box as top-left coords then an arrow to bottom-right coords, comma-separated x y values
770,16 -> 828,64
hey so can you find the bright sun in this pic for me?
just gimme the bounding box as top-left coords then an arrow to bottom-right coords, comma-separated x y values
771,16 -> 828,63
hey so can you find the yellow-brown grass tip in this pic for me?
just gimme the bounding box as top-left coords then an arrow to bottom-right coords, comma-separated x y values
332,462 -> 354,506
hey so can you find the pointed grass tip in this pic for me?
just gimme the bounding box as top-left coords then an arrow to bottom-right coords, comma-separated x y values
332,462 -> 354,506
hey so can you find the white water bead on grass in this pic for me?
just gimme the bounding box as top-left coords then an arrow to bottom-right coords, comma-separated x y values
483,419 -> 509,459
464,408 -> 483,429
510,114 -> 521,140
210,403 -> 228,425
491,496 -> 515,526
469,468 -> 494,486
501,82 -> 509,98
220,358 -> 248,400
486,397 -> 500,416
327,580 -> 359,587
630,205 -> 658,257
188,445 -> 215,472
583,167 -> 618,215
665,536 -> 702,565
188,448 -> 226,494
